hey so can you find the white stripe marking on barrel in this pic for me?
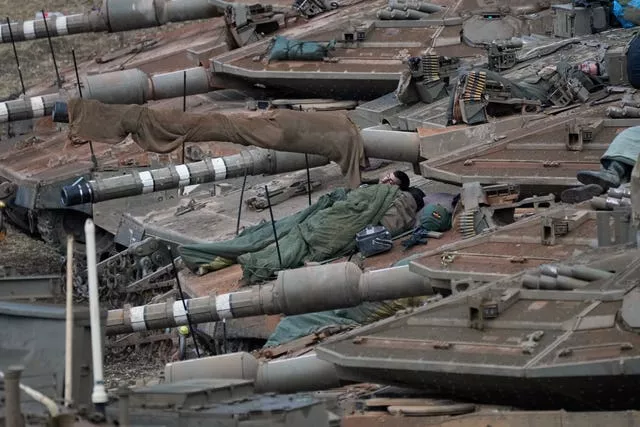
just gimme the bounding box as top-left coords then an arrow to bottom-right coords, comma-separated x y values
212,158 -> 227,180
23,21 -> 36,40
130,306 -> 147,331
55,16 -> 68,35
30,97 -> 45,117
173,301 -> 188,324
215,293 -> 233,319
175,164 -> 191,187
0,103 -> 8,123
139,171 -> 154,194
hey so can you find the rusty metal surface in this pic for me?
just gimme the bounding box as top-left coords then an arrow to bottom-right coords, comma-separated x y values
210,0 -> 486,98
231,25 -> 436,73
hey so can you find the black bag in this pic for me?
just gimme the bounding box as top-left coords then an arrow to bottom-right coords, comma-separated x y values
356,225 -> 393,258
627,32 -> 640,89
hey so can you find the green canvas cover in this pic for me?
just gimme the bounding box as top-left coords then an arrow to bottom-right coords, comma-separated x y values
179,185 -> 400,283
419,204 -> 452,232
179,188 -> 349,272
238,184 -> 399,283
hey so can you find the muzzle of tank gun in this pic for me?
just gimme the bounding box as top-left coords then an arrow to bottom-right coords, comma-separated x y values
52,101 -> 69,123
61,178 -> 94,206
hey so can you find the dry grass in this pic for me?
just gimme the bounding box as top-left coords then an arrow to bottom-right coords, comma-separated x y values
0,0 -> 187,99
0,224 -> 62,275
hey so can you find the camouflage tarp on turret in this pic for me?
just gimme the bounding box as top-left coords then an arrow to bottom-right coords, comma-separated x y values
67,99 -> 366,188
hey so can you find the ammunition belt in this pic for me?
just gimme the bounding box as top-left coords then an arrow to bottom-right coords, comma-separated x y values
420,53 -> 441,82
462,71 -> 487,102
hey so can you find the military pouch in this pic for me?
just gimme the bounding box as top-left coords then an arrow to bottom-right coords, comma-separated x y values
356,225 -> 393,258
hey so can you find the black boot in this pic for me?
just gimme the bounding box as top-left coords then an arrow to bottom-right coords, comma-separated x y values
576,160 -> 627,192
560,183 -> 603,204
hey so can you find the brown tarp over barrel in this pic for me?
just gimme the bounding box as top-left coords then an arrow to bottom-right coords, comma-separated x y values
67,99 -> 366,188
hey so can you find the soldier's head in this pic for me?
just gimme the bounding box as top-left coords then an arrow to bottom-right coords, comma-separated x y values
407,187 -> 425,212
578,61 -> 600,76
380,170 -> 410,191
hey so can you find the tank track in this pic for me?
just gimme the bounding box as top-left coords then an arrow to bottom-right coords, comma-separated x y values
65,237 -> 175,308
36,211 -> 67,249
36,209 -> 115,255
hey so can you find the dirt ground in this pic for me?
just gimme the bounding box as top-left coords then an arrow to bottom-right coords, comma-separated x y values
0,223 -> 62,276
0,0 -> 204,100
104,346 -> 168,390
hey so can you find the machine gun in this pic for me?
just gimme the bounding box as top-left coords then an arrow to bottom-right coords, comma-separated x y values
451,70 -> 543,125
486,39 -> 523,71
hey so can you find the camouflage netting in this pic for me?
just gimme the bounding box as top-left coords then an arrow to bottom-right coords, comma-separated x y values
67,99 -> 366,188
179,185 -> 404,284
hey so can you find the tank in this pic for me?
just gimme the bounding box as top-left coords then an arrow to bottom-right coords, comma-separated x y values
315,245 -> 640,410
1,0 -> 638,374
102,190 -> 635,331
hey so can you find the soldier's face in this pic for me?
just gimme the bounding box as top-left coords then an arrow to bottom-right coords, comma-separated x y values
579,62 -> 598,76
380,172 -> 400,186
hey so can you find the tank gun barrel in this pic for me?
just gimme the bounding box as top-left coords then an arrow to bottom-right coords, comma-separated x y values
0,94 -> 60,124
0,0 -> 226,44
165,352 -> 341,394
0,67 -> 212,120
106,262 -> 432,335
79,67 -> 213,105
61,149 -> 330,206
59,120 -> 421,207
